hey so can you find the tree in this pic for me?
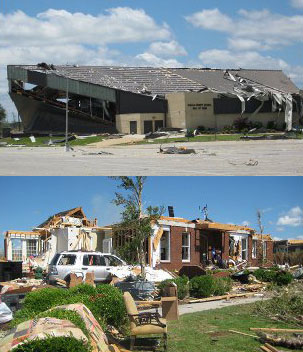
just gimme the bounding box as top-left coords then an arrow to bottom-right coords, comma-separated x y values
111,177 -> 163,279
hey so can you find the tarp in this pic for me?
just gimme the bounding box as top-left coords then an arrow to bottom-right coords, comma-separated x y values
0,303 -> 13,324
48,304 -> 110,352
0,317 -> 88,352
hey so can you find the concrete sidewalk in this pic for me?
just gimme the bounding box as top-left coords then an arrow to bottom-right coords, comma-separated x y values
146,295 -> 266,316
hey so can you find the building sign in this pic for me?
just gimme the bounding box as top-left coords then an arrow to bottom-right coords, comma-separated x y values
187,103 -> 212,110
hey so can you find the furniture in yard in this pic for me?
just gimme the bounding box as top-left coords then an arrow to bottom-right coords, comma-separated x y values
123,292 -> 168,351
161,297 -> 179,321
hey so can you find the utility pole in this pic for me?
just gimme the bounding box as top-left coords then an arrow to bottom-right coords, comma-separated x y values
65,78 -> 69,152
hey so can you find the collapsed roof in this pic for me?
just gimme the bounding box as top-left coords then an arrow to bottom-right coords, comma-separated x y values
9,65 -> 299,97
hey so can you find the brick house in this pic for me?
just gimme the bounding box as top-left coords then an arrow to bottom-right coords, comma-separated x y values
112,216 -> 273,271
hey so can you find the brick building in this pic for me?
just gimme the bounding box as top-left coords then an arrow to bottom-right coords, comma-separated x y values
112,216 -> 274,271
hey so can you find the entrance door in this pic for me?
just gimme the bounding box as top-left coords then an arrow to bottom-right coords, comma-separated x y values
144,120 -> 153,134
200,234 -> 208,264
154,120 -> 164,131
130,121 -> 137,134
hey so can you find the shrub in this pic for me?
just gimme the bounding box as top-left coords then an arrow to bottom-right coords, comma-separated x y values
266,120 -> 277,130
189,275 -> 214,298
185,128 -> 195,138
13,284 -> 127,331
251,121 -> 263,129
213,277 -> 232,296
233,117 -> 251,132
158,276 -> 189,300
11,336 -> 92,352
254,268 -> 293,286
197,126 -> 205,133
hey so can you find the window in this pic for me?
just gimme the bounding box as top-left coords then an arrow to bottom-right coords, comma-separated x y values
58,254 -> 76,265
263,242 -> 267,258
104,255 -> 123,267
82,254 -> 105,266
182,233 -> 190,262
241,238 -> 248,260
27,239 -> 37,257
160,231 -> 170,261
252,240 -> 257,259
12,249 -> 22,261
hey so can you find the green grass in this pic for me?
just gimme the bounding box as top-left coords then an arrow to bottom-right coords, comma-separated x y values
0,135 -> 104,147
165,303 -> 296,352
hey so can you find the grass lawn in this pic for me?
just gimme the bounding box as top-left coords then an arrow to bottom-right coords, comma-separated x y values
0,135 -> 104,147
165,303 -> 296,352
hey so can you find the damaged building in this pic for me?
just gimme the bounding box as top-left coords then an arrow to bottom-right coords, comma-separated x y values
110,216 -> 274,271
4,207 -> 111,266
7,64 -> 302,135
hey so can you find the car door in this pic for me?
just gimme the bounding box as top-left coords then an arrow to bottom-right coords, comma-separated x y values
81,254 -> 108,282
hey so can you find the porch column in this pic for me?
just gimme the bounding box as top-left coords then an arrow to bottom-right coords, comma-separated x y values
7,237 -> 12,260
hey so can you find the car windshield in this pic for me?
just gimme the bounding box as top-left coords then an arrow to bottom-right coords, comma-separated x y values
50,253 -> 60,265
104,255 -> 123,266
57,254 -> 76,265
83,254 -> 106,266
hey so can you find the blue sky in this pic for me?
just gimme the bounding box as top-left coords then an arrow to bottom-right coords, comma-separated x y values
0,176 -> 302,252
0,0 -> 303,120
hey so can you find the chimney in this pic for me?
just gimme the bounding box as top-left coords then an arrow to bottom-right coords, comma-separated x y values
168,206 -> 174,218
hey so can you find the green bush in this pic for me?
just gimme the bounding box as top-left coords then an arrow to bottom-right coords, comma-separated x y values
13,284 -> 127,330
158,276 -> 189,300
185,128 -> 195,138
189,275 -> 214,298
11,336 -> 92,352
213,277 -> 232,296
266,120 -> 277,130
254,268 -> 293,286
233,117 -> 251,132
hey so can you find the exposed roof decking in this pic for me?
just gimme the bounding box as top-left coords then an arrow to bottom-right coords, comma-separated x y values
8,65 -> 299,97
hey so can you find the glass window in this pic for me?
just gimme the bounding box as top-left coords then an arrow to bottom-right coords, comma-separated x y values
12,249 -> 22,261
160,231 -> 170,261
241,238 -> 248,260
27,239 -> 37,257
82,254 -> 105,266
58,254 -> 76,265
182,233 -> 190,261
104,255 -> 123,266
252,240 -> 257,259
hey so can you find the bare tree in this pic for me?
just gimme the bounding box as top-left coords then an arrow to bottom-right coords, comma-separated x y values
111,177 -> 163,279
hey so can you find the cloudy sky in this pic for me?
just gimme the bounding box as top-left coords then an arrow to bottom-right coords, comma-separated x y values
0,177 -> 302,251
1,0 -> 303,120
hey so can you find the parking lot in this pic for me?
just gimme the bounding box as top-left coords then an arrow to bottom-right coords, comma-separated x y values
0,139 -> 302,176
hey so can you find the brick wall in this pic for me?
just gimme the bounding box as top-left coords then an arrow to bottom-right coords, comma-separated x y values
158,226 -> 200,271
251,240 -> 274,267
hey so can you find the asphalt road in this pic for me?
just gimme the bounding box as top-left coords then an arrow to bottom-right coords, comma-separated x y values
0,139 -> 302,176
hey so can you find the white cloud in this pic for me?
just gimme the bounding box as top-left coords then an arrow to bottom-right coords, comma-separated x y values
135,53 -> 184,67
241,220 -> 250,226
273,236 -> 282,240
291,0 -> 303,9
186,8 -> 233,32
148,41 -> 187,57
186,8 -> 303,49
227,38 -> 271,51
197,49 -> 303,88
277,206 -> 303,227
0,8 -> 171,47
296,235 -> 303,239
276,227 -> 285,232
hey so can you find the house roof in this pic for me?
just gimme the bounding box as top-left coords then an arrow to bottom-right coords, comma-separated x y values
288,239 -> 303,245
253,233 -> 273,241
195,220 -> 253,232
36,206 -> 86,228
13,65 -> 299,96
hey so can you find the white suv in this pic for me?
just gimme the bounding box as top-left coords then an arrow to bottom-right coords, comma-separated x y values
47,251 -> 126,284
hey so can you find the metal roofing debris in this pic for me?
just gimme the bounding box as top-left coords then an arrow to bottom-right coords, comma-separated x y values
9,65 -> 300,96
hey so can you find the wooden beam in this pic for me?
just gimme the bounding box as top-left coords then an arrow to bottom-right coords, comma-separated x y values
189,292 -> 254,304
251,328 -> 303,333
228,330 -> 258,339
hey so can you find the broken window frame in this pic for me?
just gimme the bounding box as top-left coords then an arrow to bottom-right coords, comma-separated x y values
182,232 -> 190,262
252,239 -> 257,259
160,230 -> 170,262
241,237 -> 248,260
263,241 -> 267,258
26,239 -> 37,257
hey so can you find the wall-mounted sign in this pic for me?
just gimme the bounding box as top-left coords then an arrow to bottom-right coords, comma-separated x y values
187,103 -> 212,110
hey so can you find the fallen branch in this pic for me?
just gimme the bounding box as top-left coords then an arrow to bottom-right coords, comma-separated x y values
251,328 -> 303,333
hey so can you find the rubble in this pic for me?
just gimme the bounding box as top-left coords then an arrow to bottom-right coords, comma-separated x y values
159,145 -> 196,154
